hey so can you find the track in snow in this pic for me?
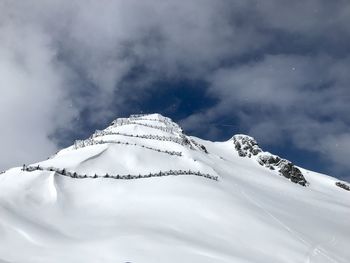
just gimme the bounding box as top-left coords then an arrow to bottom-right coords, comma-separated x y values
232,181 -> 342,263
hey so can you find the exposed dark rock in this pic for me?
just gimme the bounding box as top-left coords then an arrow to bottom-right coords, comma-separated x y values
258,153 -> 307,186
258,154 -> 280,167
232,135 -> 308,186
200,144 -> 208,153
232,135 -> 262,158
279,161 -> 307,186
335,182 -> 350,191
190,139 -> 209,153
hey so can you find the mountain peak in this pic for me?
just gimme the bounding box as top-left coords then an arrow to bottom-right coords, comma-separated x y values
131,113 -> 171,121
1,113 -> 349,263
64,114 -> 309,186
109,113 -> 183,135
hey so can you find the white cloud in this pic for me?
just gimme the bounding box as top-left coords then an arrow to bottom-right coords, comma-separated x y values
181,54 -> 350,175
0,0 -> 350,179
0,22 -> 77,169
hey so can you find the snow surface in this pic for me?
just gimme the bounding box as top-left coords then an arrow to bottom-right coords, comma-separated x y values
0,114 -> 349,263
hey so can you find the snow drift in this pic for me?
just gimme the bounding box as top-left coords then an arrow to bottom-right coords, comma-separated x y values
0,113 -> 349,263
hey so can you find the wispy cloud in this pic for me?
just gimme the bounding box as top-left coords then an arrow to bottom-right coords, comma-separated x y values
1,0 -> 349,179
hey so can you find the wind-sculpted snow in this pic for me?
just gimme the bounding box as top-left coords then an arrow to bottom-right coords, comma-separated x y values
111,119 -> 182,134
74,115 -> 207,154
93,131 -> 191,148
129,114 -> 182,131
91,131 -> 208,153
232,135 -> 308,186
1,113 -> 349,263
74,139 -> 182,156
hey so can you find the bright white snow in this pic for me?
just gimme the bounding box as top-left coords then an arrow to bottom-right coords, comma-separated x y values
0,114 -> 349,263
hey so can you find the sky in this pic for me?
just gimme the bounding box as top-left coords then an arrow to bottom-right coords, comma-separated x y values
1,0 -> 350,181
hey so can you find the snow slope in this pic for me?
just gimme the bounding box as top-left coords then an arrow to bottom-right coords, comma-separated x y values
0,113 -> 349,263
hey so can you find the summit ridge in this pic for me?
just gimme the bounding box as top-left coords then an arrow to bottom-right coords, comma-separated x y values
0,113 -> 349,263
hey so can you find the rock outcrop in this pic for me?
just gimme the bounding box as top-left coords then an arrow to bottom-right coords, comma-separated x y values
335,182 -> 350,191
232,135 -> 262,157
232,135 -> 308,186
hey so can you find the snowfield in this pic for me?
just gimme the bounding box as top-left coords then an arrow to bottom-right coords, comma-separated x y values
0,114 -> 349,263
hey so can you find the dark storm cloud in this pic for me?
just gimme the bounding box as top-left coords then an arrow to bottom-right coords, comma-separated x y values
182,55 -> 350,174
0,0 -> 349,178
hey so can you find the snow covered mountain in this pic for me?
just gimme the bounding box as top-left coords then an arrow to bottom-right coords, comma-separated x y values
0,113 -> 349,263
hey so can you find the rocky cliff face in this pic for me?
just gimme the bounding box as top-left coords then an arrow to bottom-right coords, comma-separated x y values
232,135 -> 308,186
